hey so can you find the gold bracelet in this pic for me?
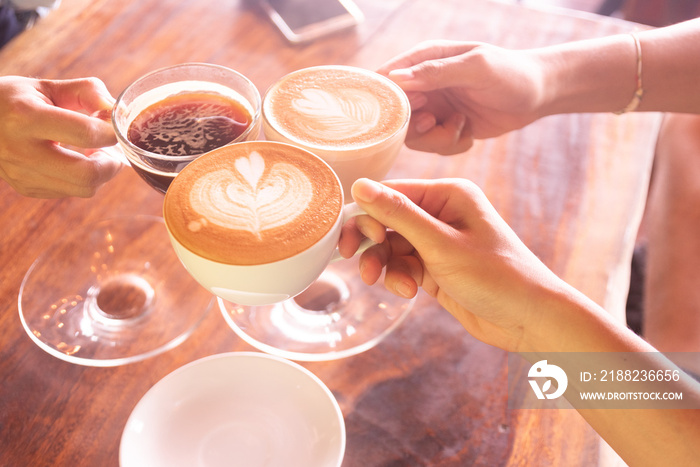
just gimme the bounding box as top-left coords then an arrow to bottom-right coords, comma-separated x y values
615,33 -> 644,114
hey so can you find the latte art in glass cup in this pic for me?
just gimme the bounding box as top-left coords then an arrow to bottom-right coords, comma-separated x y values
164,141 -> 367,306
262,65 -> 410,198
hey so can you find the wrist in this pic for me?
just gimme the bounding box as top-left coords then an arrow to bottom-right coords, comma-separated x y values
531,34 -> 640,116
518,279 -> 652,354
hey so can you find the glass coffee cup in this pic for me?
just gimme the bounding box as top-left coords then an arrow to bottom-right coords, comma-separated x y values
113,62 -> 262,194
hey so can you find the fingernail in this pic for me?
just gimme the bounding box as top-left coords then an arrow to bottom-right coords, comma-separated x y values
98,93 -> 116,109
388,68 -> 415,82
455,113 -> 467,131
408,92 -> 428,110
395,281 -> 415,299
352,178 -> 383,203
414,113 -> 436,134
92,108 -> 112,121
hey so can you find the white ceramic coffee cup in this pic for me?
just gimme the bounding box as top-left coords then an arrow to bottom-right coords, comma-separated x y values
262,65 -> 410,199
164,142 -> 370,306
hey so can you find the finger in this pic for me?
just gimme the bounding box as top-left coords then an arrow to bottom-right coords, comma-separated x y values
1,158 -> 108,198
386,45 -> 495,93
353,175 -> 474,264
404,91 -> 429,111
25,104 -> 117,149
359,177 -> 489,230
62,146 -> 124,190
359,243 -> 389,285
406,113 -> 473,155
338,215 -> 386,258
387,58 -> 466,92
354,215 -> 387,244
377,40 -> 477,76
351,178 -> 433,248
22,78 -> 117,148
40,77 -> 115,114
9,143 -> 123,195
410,111 -> 438,134
358,232 -> 415,285
384,254 -> 423,299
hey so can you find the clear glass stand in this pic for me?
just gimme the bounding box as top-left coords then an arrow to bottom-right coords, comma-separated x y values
19,215 -> 212,367
219,255 -> 414,361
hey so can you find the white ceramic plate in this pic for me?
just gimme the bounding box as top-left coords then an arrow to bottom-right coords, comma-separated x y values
120,352 -> 345,467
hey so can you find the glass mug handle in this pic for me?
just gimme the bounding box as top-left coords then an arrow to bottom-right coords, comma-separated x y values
330,202 -> 374,262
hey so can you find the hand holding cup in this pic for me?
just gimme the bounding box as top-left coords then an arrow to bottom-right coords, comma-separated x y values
164,141 -> 370,306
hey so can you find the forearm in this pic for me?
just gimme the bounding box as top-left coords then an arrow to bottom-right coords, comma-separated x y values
636,19 -> 700,112
524,282 -> 700,467
520,278 -> 652,353
532,18 -> 700,116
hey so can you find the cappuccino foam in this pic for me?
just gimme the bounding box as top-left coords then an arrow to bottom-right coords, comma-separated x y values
263,66 -> 409,150
164,142 -> 342,265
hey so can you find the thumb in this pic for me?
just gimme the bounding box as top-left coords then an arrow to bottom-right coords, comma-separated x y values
351,178 -> 443,250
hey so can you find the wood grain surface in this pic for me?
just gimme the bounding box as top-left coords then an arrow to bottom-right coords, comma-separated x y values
0,1 -> 661,465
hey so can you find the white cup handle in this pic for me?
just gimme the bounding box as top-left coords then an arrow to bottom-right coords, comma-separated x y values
330,202 -> 374,262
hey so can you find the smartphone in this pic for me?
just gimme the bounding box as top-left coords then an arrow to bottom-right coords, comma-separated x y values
258,0 -> 364,45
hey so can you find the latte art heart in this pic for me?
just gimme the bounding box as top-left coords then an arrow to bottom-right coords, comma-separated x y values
188,151 -> 313,239
165,141 -> 342,265
292,88 -> 380,140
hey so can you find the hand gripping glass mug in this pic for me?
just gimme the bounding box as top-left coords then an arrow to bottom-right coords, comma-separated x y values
18,63 -> 262,366
219,65 -> 414,360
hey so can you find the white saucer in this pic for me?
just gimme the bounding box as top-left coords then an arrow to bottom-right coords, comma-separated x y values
120,352 -> 345,467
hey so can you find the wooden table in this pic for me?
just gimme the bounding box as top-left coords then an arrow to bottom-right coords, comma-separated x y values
0,1 -> 661,465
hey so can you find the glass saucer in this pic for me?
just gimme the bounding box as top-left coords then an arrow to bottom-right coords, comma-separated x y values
219,255 -> 414,361
19,216 -> 213,366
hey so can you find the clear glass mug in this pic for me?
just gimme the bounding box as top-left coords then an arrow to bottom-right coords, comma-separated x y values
113,62 -> 262,194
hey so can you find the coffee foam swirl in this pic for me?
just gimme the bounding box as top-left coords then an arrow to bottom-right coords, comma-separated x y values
187,151 -> 313,239
264,67 -> 409,149
164,142 -> 342,266
291,88 -> 380,141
